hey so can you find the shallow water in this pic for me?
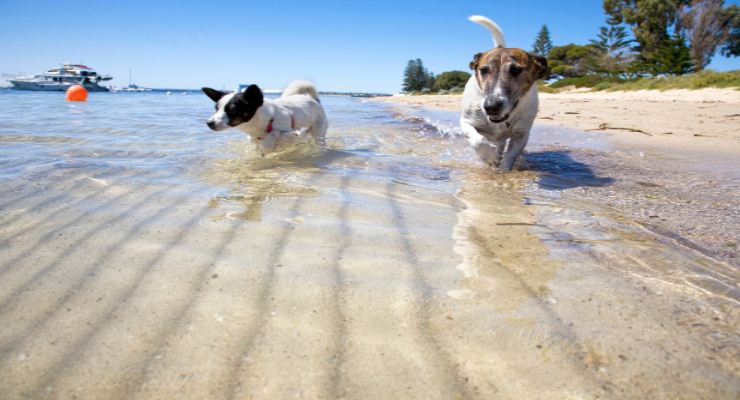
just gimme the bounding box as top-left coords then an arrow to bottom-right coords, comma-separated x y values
0,91 -> 737,399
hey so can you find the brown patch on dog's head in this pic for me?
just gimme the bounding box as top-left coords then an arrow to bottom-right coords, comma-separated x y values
468,48 -> 549,123
469,48 -> 549,90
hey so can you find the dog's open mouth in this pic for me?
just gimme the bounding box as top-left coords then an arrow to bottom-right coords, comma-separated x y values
488,115 -> 509,123
487,100 -> 520,124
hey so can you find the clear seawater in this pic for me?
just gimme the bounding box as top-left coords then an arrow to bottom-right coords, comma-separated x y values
0,90 -> 737,399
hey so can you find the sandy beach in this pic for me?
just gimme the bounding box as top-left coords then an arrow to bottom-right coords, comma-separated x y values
0,91 -> 738,399
374,88 -> 740,144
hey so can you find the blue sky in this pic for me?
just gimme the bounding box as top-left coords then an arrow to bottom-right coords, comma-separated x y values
1,0 -> 738,92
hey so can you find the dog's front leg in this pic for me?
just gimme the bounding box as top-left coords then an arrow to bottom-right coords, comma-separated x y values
260,134 -> 278,156
461,120 -> 502,166
500,133 -> 529,171
295,127 -> 310,138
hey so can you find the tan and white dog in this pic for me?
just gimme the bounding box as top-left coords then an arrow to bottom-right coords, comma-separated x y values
460,16 -> 549,171
202,80 -> 327,155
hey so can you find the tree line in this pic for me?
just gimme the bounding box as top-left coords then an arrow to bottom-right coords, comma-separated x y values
403,0 -> 738,92
536,0 -> 738,78
402,59 -> 470,93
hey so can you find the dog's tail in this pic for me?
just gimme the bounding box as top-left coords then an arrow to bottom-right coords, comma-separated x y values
469,15 -> 506,48
282,80 -> 320,103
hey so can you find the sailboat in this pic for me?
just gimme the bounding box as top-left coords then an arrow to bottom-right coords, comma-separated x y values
115,69 -> 151,92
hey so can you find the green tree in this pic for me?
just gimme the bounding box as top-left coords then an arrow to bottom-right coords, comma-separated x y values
604,0 -> 694,75
679,0 -> 738,70
402,59 -> 435,92
651,33 -> 694,75
720,4 -> 740,56
432,71 -> 471,91
425,72 -> 436,91
402,59 -> 418,92
604,0 -> 689,55
532,25 -> 554,57
605,0 -> 738,73
548,44 -> 601,77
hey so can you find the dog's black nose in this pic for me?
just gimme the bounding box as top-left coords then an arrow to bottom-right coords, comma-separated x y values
483,99 -> 505,116
207,120 -> 216,129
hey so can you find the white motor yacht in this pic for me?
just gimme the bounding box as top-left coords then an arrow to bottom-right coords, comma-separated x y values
9,63 -> 112,92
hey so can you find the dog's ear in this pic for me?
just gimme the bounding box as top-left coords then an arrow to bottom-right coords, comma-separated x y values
202,87 -> 227,102
241,84 -> 264,107
469,52 -> 483,70
530,54 -> 549,81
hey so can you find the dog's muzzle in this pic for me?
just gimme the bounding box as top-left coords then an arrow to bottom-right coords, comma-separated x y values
485,100 -> 519,124
206,120 -> 228,131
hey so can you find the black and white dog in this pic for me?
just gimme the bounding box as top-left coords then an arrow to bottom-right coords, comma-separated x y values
202,80 -> 328,155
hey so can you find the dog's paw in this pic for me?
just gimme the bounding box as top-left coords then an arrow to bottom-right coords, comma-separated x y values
295,127 -> 310,137
498,158 -> 516,172
513,157 -> 529,171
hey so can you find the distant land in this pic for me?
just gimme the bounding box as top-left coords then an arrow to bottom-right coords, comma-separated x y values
0,84 -> 392,97
147,89 -> 392,97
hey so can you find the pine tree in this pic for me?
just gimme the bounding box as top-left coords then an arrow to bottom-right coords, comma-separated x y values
590,20 -> 633,76
532,25 -> 554,57
402,59 -> 435,92
402,59 -> 418,92
651,33 -> 694,75
413,58 -> 426,91
425,72 -> 436,91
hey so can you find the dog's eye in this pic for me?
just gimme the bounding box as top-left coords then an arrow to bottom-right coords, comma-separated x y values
510,65 -> 523,76
479,66 -> 491,75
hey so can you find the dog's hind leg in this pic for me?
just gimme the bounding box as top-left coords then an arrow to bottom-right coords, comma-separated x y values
312,118 -> 328,146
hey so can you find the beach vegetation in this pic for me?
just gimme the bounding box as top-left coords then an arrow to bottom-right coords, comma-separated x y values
432,71 -> 470,92
538,1 -> 738,92
540,69 -> 739,92
548,44 -> 601,77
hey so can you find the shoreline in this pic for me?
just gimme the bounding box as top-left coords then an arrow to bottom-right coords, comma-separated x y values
372,88 -> 740,153
371,89 -> 740,265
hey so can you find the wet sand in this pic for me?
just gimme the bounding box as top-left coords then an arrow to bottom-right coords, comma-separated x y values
0,92 -> 738,399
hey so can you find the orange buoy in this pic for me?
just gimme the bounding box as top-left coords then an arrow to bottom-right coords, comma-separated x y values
65,85 -> 88,102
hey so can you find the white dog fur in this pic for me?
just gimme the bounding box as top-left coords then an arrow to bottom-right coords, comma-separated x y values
203,80 -> 327,156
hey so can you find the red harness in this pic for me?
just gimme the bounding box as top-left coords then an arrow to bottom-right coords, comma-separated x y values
264,116 -> 296,136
